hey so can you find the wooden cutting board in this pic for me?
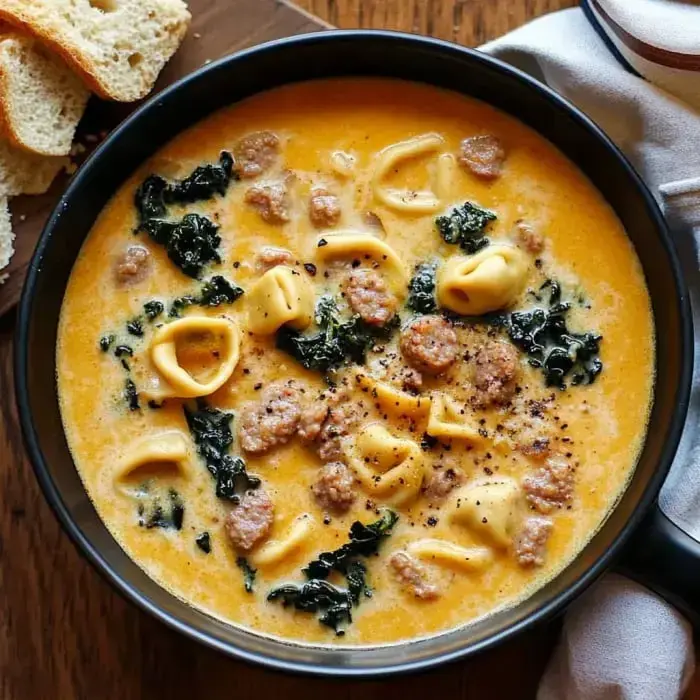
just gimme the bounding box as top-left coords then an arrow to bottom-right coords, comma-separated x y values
0,0 -> 329,318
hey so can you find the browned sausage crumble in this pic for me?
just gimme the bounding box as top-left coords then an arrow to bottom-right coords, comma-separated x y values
311,461 -> 357,512
400,315 -> 459,375
238,382 -> 301,454
514,516 -> 553,567
255,245 -> 295,272
473,340 -> 520,406
458,134 -> 506,179
244,180 -> 290,224
514,220 -> 545,254
224,489 -> 274,551
114,245 -> 151,285
234,131 -> 280,179
423,467 -> 465,503
309,188 -> 341,228
344,268 -> 398,327
523,456 -> 575,513
298,392 -> 359,463
389,551 -> 440,600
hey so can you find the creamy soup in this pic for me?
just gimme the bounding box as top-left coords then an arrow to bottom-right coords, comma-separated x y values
57,79 -> 654,646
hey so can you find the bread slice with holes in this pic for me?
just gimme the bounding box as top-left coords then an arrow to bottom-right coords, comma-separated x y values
0,137 -> 66,197
0,0 -> 191,102
0,196 -> 13,273
0,30 -> 90,156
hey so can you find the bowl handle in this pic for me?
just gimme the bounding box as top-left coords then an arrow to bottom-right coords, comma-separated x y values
617,503 -> 700,624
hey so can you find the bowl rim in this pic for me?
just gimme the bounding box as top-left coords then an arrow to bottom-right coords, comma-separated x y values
14,29 -> 693,677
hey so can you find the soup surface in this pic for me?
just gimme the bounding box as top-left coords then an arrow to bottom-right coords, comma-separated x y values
57,79 -> 654,646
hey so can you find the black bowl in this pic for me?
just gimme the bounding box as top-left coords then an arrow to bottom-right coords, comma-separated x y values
15,31 -> 695,676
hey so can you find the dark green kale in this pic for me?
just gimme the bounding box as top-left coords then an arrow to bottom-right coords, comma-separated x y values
267,580 -> 353,635
183,401 -> 260,500
126,317 -> 144,337
500,280 -> 603,389
303,510 -> 398,586
168,276 -> 244,317
134,153 -> 235,279
99,334 -> 115,352
197,275 -> 244,307
135,152 -> 235,225
114,345 -> 134,358
236,557 -> 257,593
138,489 -> 184,530
168,295 -> 198,318
407,260 -> 438,314
143,300 -> 165,320
277,296 -> 397,374
195,532 -> 211,554
436,201 -> 496,254
268,511 -> 398,634
124,378 -> 140,411
142,213 -> 222,279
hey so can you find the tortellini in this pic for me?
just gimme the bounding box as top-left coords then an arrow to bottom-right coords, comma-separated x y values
371,133 -> 446,214
408,539 -> 493,572
449,480 -> 520,548
252,514 -> 315,567
247,265 -> 314,335
426,393 -> 482,443
147,316 -> 241,399
114,431 -> 192,492
437,243 -> 528,315
353,370 -> 431,418
314,232 -> 408,288
348,423 -> 426,506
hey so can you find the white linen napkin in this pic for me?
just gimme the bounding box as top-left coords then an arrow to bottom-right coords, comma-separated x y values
481,3 -> 700,698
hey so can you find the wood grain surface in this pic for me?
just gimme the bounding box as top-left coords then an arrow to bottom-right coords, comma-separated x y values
1,1 -> 697,699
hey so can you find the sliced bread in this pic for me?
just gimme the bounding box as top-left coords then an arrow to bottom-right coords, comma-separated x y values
0,196 -> 13,273
0,0 -> 191,102
0,137 -> 66,197
0,31 -> 90,157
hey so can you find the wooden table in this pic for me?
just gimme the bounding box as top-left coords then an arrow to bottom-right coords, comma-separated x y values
1,1 -> 696,698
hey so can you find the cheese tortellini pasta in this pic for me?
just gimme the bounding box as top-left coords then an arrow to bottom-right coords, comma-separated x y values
348,423 -> 426,506
449,480 -> 520,548
353,371 -> 431,418
247,265 -> 314,335
252,514 -> 315,568
314,232 -> 408,288
371,133 -> 446,214
408,539 -> 493,573
114,431 -> 192,491
426,393 -> 482,443
437,243 -> 528,315
147,316 -> 241,399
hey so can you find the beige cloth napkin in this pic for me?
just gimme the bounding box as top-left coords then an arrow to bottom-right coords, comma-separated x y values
481,3 -> 700,698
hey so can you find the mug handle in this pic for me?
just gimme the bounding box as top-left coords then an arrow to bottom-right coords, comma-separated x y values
617,503 -> 700,625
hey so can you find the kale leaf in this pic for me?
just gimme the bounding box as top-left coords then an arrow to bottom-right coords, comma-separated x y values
436,201 -> 496,254
143,300 -> 164,320
142,213 -> 222,279
407,260 -> 438,314
499,280 -> 603,389
126,317 -> 144,337
99,334 -> 115,352
134,153 -> 236,279
124,378 -> 140,411
198,275 -> 244,307
267,580 -> 353,635
268,510 -> 398,634
184,401 -> 260,500
277,296 -> 397,374
168,276 -> 244,317
236,557 -> 258,593
135,151 -> 236,224
195,532 -> 211,554
138,489 -> 184,530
